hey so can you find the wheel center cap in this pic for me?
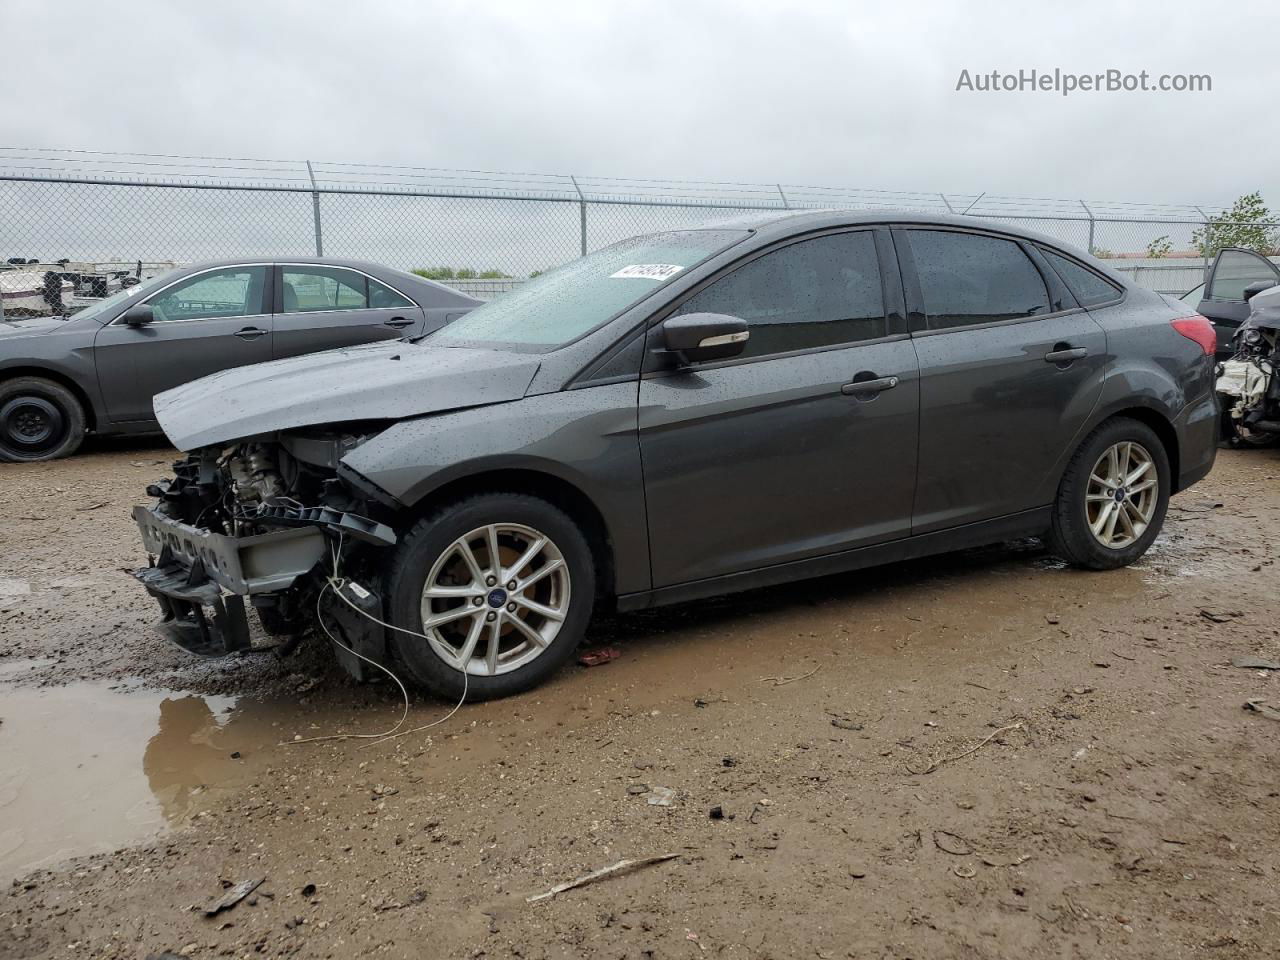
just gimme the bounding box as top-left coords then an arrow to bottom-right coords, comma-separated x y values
487,588 -> 508,609
1114,488 -> 1127,502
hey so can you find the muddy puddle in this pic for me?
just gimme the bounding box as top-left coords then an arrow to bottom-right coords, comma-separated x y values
0,672 -> 289,880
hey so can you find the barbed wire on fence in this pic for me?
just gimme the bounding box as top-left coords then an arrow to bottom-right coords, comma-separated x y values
2,147 -> 1277,301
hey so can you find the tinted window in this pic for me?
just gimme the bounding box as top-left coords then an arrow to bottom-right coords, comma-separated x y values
906,230 -> 1050,329
1206,249 -> 1280,301
146,266 -> 267,322
1042,249 -> 1122,306
369,278 -> 414,309
282,266 -> 368,312
675,231 -> 886,359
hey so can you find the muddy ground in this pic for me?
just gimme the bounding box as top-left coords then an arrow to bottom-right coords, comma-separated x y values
2,439 -> 1279,959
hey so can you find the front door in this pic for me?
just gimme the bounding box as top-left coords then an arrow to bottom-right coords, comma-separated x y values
896,227 -> 1107,533
272,265 -> 426,358
1197,247 -> 1280,355
638,229 -> 920,588
93,265 -> 272,423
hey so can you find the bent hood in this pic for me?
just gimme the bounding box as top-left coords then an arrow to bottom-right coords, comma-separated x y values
1242,282 -> 1280,335
154,341 -> 541,450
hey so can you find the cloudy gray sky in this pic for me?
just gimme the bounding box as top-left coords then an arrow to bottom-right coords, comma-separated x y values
3,0 -> 1276,209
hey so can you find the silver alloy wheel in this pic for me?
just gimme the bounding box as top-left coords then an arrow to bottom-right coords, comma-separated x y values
419,523 -> 571,676
1086,441 -> 1158,549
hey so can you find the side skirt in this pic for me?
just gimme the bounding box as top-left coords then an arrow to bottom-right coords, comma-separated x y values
616,507 -> 1052,612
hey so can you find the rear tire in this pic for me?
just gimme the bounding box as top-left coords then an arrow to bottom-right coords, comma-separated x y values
0,376 -> 86,462
384,492 -> 596,701
1046,417 -> 1170,570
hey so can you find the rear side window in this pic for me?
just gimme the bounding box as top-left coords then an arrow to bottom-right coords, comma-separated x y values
905,230 -> 1050,330
369,278 -> 414,309
282,266 -> 368,313
674,230 -> 887,359
1042,249 -> 1122,306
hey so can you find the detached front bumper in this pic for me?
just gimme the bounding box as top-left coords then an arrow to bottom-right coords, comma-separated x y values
131,504 -> 327,657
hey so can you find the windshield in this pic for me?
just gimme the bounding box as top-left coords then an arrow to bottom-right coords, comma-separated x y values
69,268 -> 180,321
431,229 -> 749,350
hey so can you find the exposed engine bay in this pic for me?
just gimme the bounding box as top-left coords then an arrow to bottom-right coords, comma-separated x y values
132,428 -> 398,678
1216,287 -> 1280,447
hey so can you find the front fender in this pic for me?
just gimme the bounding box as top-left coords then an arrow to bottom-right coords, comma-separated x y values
341,384 -> 649,594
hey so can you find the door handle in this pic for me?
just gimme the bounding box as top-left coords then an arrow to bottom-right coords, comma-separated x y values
234,326 -> 268,341
384,316 -> 415,329
1045,345 -> 1088,364
841,375 -> 899,396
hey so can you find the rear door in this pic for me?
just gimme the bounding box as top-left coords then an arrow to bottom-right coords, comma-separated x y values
1197,248 -> 1280,354
638,228 -> 920,587
272,264 -> 425,359
93,265 -> 272,423
898,227 -> 1107,533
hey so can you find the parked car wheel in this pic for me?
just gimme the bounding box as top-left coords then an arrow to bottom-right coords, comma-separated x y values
384,493 -> 596,700
0,376 -> 86,462
1046,417 -> 1170,570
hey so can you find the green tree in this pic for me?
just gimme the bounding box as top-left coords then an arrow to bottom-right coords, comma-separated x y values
1145,235 -> 1172,259
412,266 -> 512,281
412,267 -> 456,280
1192,191 -> 1280,257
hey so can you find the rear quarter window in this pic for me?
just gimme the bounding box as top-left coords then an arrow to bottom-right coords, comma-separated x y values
1041,249 -> 1122,307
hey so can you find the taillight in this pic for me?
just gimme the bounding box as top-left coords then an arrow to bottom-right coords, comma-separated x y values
1172,315 -> 1216,356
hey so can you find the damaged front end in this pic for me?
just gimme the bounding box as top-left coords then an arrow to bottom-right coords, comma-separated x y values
131,427 -> 398,678
1217,286 -> 1280,446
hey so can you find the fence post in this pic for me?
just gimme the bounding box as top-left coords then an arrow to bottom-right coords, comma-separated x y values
1194,206 -> 1211,275
960,192 -> 986,215
1079,200 -> 1096,254
777,184 -> 790,209
305,160 -> 323,257
570,175 -> 587,257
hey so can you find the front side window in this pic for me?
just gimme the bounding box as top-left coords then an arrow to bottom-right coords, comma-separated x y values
906,230 -> 1050,330
674,231 -> 887,359
431,230 -> 749,350
145,266 -> 268,322
1042,249 -> 1121,307
282,266 -> 368,313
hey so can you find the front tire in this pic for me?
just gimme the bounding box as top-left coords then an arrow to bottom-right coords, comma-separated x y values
384,493 -> 596,701
0,376 -> 86,462
1046,417 -> 1171,570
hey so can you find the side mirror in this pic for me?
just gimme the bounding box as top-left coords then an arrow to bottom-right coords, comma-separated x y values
122,304 -> 154,326
661,312 -> 749,365
1243,280 -> 1276,302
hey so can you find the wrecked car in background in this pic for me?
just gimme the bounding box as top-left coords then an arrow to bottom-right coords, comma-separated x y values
1217,277 -> 1280,446
0,258 -> 479,462
132,212 -> 1219,701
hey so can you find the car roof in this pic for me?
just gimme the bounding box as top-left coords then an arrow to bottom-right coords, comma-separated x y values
178,255 -> 415,271
699,208 -> 1118,284
171,256 -> 482,306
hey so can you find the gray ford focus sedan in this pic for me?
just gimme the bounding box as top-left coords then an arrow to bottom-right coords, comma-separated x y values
131,211 -> 1219,700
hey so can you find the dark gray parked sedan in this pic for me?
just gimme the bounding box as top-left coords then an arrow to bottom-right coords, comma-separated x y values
130,212 -> 1219,700
0,257 -> 479,461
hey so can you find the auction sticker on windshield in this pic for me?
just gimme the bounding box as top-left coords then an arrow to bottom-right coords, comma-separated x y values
610,264 -> 684,281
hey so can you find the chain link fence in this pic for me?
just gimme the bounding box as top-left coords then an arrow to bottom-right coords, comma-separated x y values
3,149 -> 1277,311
